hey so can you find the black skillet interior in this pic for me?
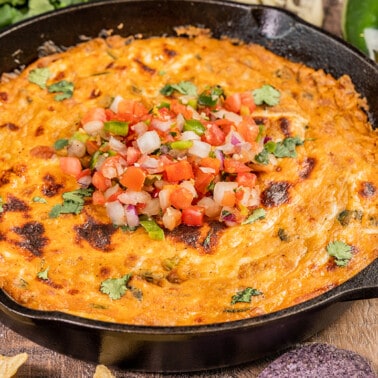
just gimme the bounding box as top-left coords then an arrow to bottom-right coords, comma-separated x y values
0,0 -> 377,372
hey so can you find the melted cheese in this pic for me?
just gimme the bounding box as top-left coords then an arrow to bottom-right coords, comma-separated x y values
0,34 -> 377,326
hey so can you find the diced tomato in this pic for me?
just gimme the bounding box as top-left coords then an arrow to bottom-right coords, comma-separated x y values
199,157 -> 221,174
194,168 -> 215,195
170,99 -> 193,119
203,123 -> 226,146
164,160 -> 194,182
119,166 -> 146,191
240,92 -> 256,114
214,118 -> 234,136
223,159 -> 251,173
92,171 -> 111,191
92,190 -> 106,205
106,188 -> 124,202
126,146 -> 141,165
223,93 -> 241,113
59,157 -> 82,178
237,116 -> 259,144
236,172 -> 257,188
170,186 -> 194,209
85,140 -> 99,155
221,190 -> 236,207
182,205 -> 205,226
81,108 -> 107,125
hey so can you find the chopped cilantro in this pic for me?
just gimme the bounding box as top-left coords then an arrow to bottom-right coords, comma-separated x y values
140,218 -> 165,240
242,208 -> 266,224
326,240 -> 353,266
100,273 -> 132,300
273,137 -> 304,158
198,85 -> 224,107
49,188 -> 93,218
254,148 -> 270,164
337,209 -> 363,226
47,80 -> 74,101
160,81 -> 197,96
253,84 -> 281,106
32,196 -> 47,203
28,67 -> 51,89
54,138 -> 69,150
37,267 -> 49,280
231,287 -> 263,304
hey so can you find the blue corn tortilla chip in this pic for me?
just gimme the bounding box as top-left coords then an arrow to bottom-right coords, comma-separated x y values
258,343 -> 376,378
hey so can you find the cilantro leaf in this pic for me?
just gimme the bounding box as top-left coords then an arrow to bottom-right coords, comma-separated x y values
253,85 -> 281,106
231,287 -> 263,305
54,138 -> 69,150
160,81 -> 197,96
49,188 -> 93,218
326,240 -> 353,266
32,196 -> 47,203
28,67 -> 51,89
47,80 -> 74,101
100,273 -> 132,300
273,137 -> 304,158
37,267 -> 49,280
242,208 -> 266,224
198,85 -> 224,107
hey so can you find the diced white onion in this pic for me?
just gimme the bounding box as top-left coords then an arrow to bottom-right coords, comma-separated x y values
125,205 -> 140,228
180,180 -> 197,198
199,166 -> 216,174
77,175 -> 92,187
140,198 -> 161,216
162,206 -> 182,231
68,140 -> 86,158
159,188 -> 172,210
197,197 -> 221,218
138,155 -> 164,174
104,184 -> 120,200
213,181 -> 238,205
118,190 -> 151,205
176,113 -> 185,131
151,118 -> 173,132
132,122 -> 148,136
188,140 -> 211,158
109,136 -> 127,155
213,109 -> 242,125
110,95 -> 124,113
83,120 -> 103,136
105,201 -> 125,225
180,131 -> 201,141
137,130 -> 161,154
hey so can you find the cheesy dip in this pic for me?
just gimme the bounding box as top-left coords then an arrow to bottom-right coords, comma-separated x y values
0,32 -> 377,325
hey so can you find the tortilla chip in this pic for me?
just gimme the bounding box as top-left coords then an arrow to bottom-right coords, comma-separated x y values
93,364 -> 115,378
0,353 -> 28,378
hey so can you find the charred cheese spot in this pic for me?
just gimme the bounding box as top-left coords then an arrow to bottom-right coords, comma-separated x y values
41,174 -> 63,197
359,181 -> 376,198
261,182 -> 291,207
134,58 -> 156,74
163,47 -> 177,58
34,125 -> 45,137
1,122 -> 19,131
74,217 -> 116,251
167,224 -> 201,249
279,117 -> 291,137
29,145 -> 55,159
299,157 -> 316,179
12,221 -> 48,256
3,195 -> 30,212
0,92 -> 8,102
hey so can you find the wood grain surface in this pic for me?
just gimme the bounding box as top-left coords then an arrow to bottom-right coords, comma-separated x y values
1,1 -> 377,377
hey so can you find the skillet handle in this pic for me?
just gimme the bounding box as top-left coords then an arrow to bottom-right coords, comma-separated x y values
333,258 -> 378,302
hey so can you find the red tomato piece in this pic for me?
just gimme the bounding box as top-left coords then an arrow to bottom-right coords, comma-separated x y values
59,157 -> 82,178
237,116 -> 259,144
170,187 -> 194,209
119,166 -> 146,191
182,205 -> 205,226
92,171 -> 111,191
203,123 -> 226,146
236,172 -> 257,188
223,159 -> 251,173
223,93 -> 241,113
164,160 -> 194,182
81,108 -> 107,125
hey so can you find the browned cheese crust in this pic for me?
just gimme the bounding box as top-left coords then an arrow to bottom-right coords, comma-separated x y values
0,34 -> 377,325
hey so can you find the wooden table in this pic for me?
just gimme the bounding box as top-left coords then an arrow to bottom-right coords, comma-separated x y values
1,1 -> 377,376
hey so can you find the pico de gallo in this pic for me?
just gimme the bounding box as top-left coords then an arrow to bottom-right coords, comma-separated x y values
54,82 -> 302,238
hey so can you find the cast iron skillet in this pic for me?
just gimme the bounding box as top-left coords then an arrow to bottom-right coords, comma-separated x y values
0,0 -> 377,372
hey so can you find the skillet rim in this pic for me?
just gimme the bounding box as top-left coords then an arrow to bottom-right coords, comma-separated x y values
0,0 -> 377,341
